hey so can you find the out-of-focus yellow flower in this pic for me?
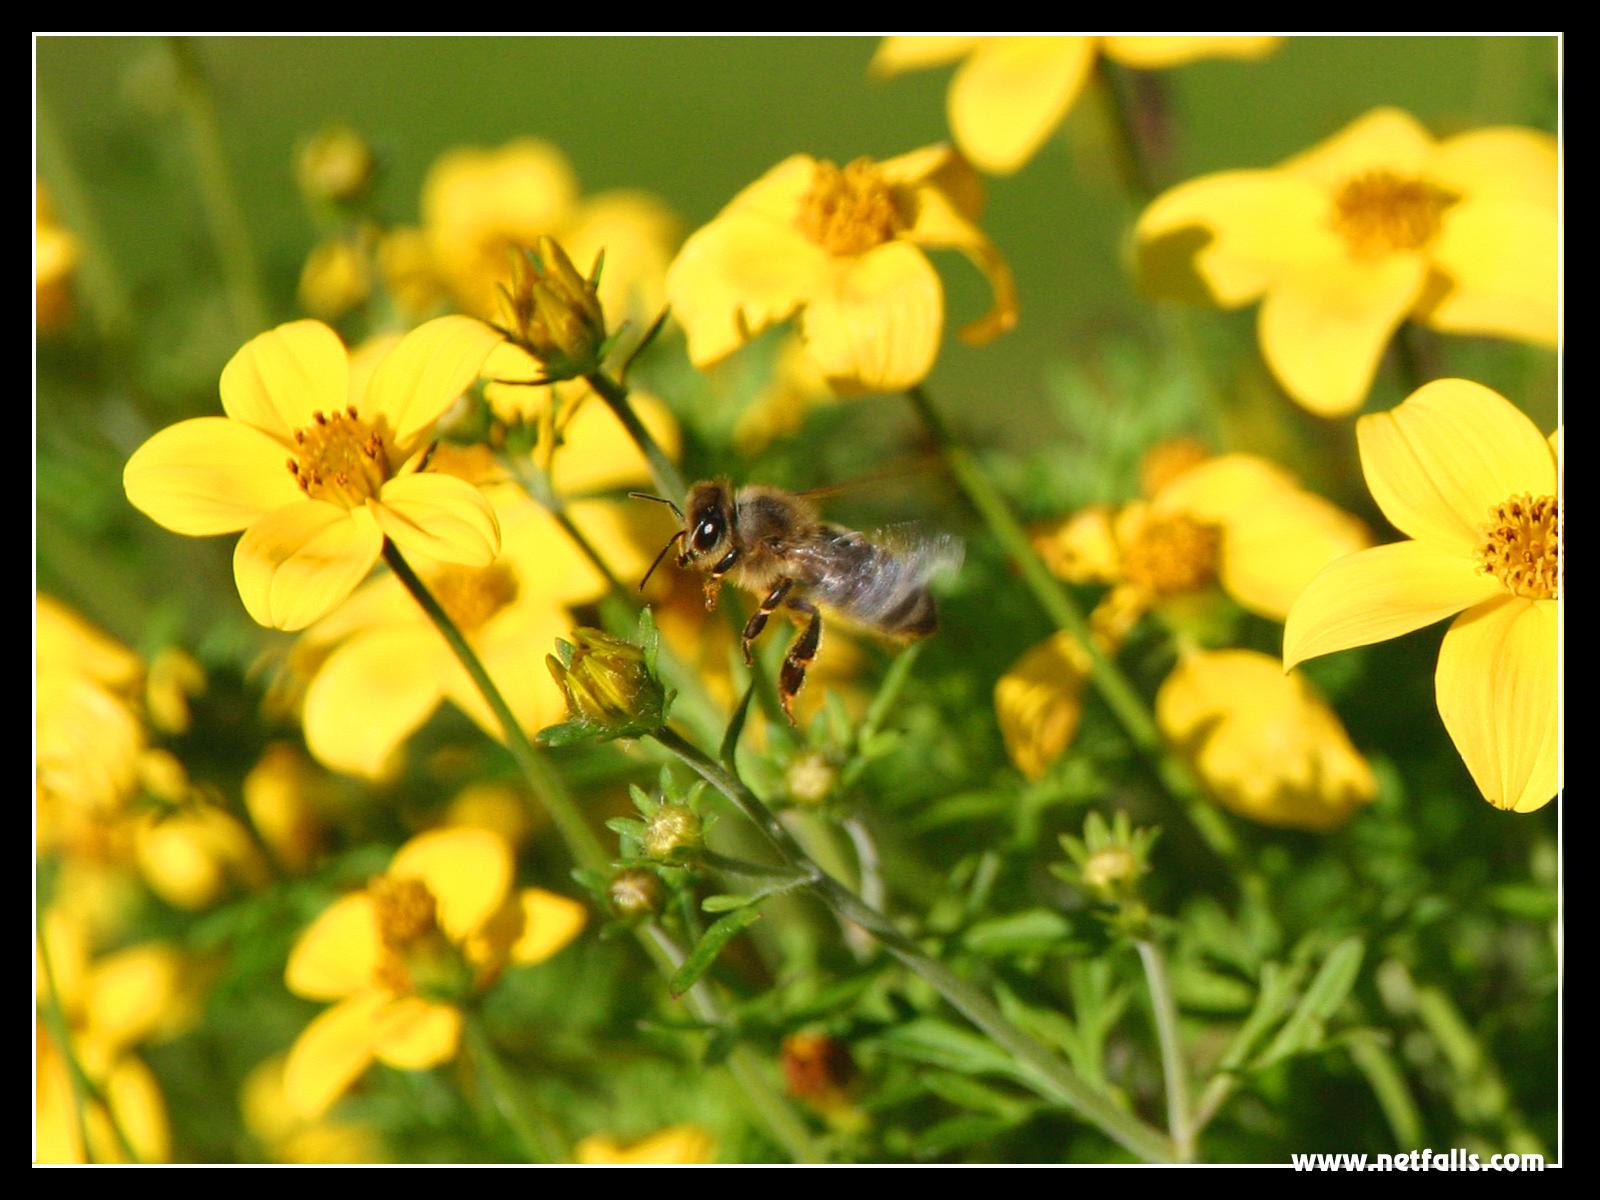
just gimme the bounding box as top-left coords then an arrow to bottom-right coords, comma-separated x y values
999,449 -> 1370,781
282,827 -> 585,1119
297,449 -> 656,778
243,743 -> 334,873
36,597 -> 146,814
296,125 -> 375,206
1136,108 -> 1558,416
378,227 -> 448,320
666,144 -> 1017,393
440,782 -> 539,849
732,335 -> 837,453
422,139 -> 678,330
299,231 -> 375,321
871,36 -> 1282,176
1157,648 -> 1376,831
36,1026 -> 170,1163
241,1055 -> 383,1163
574,1125 -> 716,1164
124,317 -> 504,631
1285,380 -> 1560,812
145,647 -> 206,736
36,182 -> 80,335
133,791 -> 270,910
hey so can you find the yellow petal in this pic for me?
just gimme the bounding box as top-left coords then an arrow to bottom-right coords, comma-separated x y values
220,321 -> 350,441
85,944 -> 184,1051
508,888 -> 588,965
576,1125 -> 716,1164
1430,127 -> 1557,211
994,631 -> 1092,780
285,893 -> 383,1001
869,35 -> 980,76
901,165 -> 1018,344
1033,505 -> 1122,584
1282,540 -> 1502,670
440,605 -> 572,747
233,501 -> 384,631
1102,35 -> 1282,68
1158,648 -> 1374,832
371,996 -> 463,1069
389,827 -> 512,943
303,628 -> 445,779
1135,170 -> 1330,307
373,473 -> 500,567
1258,249 -> 1427,416
547,389 -> 681,497
1436,596 -> 1559,813
362,315 -> 503,452
101,1055 -> 171,1163
798,242 -> 942,394
1419,199 -> 1558,346
1356,378 -> 1557,554
481,341 -> 552,424
1282,107 -> 1436,189
563,189 -> 680,322
666,208 -> 823,367
948,36 -> 1095,175
283,993 -> 385,1120
123,417 -> 303,536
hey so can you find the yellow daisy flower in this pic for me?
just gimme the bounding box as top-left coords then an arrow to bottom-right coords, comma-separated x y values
870,36 -> 1282,176
665,144 -> 1017,394
1156,648 -> 1376,832
123,317 -> 505,631
1284,380 -> 1560,813
574,1124 -> 716,1164
282,827 -> 586,1120
1136,108 -> 1558,416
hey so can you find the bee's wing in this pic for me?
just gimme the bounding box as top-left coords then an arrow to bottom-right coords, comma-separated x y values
867,522 -> 965,586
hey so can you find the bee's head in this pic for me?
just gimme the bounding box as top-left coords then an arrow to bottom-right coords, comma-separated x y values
680,481 -> 735,567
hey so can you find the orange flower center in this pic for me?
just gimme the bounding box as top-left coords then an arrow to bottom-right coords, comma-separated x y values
427,562 -> 519,632
1331,170 -> 1458,258
287,407 -> 389,507
795,158 -> 908,256
1479,492 -> 1559,600
1139,437 -> 1212,498
1121,513 -> 1220,596
369,875 -> 451,995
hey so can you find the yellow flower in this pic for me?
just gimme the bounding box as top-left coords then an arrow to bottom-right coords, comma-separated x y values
242,743 -> 333,873
422,139 -> 678,329
870,36 -> 1282,176
574,1125 -> 715,1164
1284,380 -> 1560,813
1136,108 -> 1558,415
665,145 -> 1017,393
999,451 -> 1370,781
297,450 -> 658,779
732,334 -> 836,453
282,827 -> 585,1119
1157,649 -> 1376,832
36,182 -> 80,335
241,1055 -> 383,1163
298,230 -> 375,320
295,125 -> 375,206
123,317 -> 504,631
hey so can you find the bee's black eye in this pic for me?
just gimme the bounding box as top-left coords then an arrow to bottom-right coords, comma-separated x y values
693,516 -> 722,551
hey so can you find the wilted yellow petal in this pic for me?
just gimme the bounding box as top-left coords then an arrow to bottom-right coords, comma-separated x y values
373,472 -> 500,567
123,417 -> 303,537
1420,199 -> 1558,346
799,242 -> 942,393
994,631 -> 1093,780
283,993 -> 385,1120
901,169 -> 1017,344
389,827 -> 512,943
947,36 -> 1095,175
220,321 -> 351,441
370,996 -> 463,1069
1356,378 -> 1557,554
1283,540 -> 1502,670
508,888 -> 587,966
285,893 -> 383,1001
362,315 -> 503,452
1258,249 -> 1428,416
1436,596 -> 1559,812
233,501 -> 384,631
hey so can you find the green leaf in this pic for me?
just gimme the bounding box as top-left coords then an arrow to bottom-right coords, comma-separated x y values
1256,937 -> 1364,1069
605,817 -> 648,840
669,907 -> 762,997
721,680 -> 757,770
701,893 -> 755,913
962,909 -> 1073,957
535,720 -> 600,747
875,1018 -> 1025,1080
913,1114 -> 1018,1159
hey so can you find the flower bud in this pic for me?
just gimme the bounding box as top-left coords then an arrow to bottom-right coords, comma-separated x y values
781,1032 -> 857,1113
545,626 -> 667,740
641,803 -> 702,863
496,236 -> 607,381
295,125 -> 375,205
607,868 -> 665,920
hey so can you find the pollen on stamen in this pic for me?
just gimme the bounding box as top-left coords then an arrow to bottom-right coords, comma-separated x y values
1331,169 -> 1459,259
794,158 -> 908,257
284,409 -> 390,507
1479,492 -> 1559,600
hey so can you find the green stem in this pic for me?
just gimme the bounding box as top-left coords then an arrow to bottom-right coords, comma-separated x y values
381,539 -> 816,1161
1136,938 -> 1194,1161
382,540 -> 609,875
652,726 -> 1177,1163
1096,60 -> 1158,201
168,38 -> 270,339
464,1016 -> 566,1163
36,910 -> 140,1164
585,369 -> 687,502
904,385 -> 1243,868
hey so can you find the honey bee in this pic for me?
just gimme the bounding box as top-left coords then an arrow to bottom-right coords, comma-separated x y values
633,480 -> 962,723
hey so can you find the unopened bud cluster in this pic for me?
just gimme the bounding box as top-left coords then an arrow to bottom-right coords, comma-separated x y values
497,236 -> 607,381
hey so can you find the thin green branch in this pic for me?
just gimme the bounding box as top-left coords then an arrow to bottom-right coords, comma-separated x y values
585,369 -> 687,502
1137,938 -> 1194,1161
464,1015 -> 566,1163
651,726 -> 1177,1163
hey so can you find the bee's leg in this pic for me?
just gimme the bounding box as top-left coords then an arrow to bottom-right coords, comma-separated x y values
778,599 -> 822,726
741,578 -> 793,666
704,547 -> 741,611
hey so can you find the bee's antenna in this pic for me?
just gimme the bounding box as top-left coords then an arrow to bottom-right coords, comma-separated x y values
638,531 -> 684,591
628,490 -> 684,520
